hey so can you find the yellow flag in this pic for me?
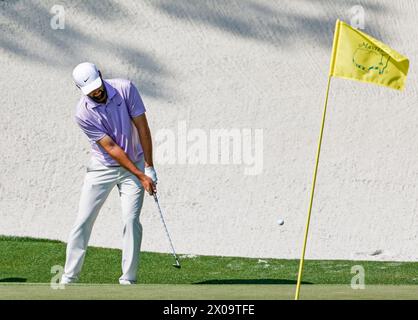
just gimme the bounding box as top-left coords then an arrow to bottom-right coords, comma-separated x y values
329,20 -> 409,90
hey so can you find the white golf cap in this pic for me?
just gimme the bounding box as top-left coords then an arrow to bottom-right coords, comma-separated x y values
72,62 -> 103,95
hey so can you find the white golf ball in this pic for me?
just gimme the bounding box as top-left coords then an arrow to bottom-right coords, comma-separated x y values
277,218 -> 284,226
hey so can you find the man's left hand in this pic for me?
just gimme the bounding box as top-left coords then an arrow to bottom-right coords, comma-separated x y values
145,166 -> 158,184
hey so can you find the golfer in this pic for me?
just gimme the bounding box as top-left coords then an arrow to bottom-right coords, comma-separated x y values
60,62 -> 157,285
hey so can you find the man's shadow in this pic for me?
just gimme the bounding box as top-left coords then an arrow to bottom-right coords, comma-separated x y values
0,277 -> 27,283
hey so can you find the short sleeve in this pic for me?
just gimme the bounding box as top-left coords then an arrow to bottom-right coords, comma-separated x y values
127,82 -> 146,118
75,116 -> 107,143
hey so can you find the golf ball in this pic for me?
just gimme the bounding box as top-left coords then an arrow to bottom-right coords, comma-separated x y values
277,218 -> 284,226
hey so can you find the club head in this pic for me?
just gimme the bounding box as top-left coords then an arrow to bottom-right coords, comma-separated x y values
172,262 -> 181,269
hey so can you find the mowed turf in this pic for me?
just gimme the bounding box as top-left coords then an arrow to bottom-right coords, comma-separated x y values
2,284 -> 418,300
1,236 -> 418,299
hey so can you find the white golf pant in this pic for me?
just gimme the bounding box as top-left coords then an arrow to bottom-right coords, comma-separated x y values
62,156 -> 145,284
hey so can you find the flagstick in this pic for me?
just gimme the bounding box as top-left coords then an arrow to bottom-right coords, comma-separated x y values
295,75 -> 332,300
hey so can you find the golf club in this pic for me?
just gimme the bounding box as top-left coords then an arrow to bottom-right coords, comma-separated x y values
152,193 -> 181,269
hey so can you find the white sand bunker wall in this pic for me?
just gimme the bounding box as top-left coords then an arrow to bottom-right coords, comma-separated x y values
1,0 -> 418,261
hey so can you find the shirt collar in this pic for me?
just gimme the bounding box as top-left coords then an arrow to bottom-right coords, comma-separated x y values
85,80 -> 116,108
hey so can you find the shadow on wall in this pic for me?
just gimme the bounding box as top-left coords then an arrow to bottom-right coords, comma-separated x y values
151,0 -> 389,47
0,0 -> 169,99
1,0 -> 389,98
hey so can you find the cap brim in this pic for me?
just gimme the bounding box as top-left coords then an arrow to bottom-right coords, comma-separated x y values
81,77 -> 103,95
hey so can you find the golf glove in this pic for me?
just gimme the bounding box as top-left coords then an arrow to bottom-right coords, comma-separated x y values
145,166 -> 158,184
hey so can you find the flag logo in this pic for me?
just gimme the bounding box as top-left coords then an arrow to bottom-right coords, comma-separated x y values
353,42 -> 390,75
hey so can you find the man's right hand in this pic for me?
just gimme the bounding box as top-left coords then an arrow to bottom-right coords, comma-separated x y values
96,135 -> 157,195
138,174 -> 157,195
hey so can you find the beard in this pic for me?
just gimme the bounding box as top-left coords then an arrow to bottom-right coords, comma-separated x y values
91,87 -> 107,103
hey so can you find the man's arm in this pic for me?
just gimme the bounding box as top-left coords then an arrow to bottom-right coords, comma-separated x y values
132,114 -> 153,168
97,135 -> 156,195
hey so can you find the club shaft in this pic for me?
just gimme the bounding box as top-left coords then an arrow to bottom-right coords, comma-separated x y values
153,194 -> 180,264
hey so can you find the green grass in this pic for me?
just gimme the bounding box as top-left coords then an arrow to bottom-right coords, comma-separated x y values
1,235 -> 418,285
2,284 -> 418,300
1,236 -> 418,299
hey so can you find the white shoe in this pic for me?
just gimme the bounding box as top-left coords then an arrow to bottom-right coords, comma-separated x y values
119,279 -> 136,285
60,275 -> 76,284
